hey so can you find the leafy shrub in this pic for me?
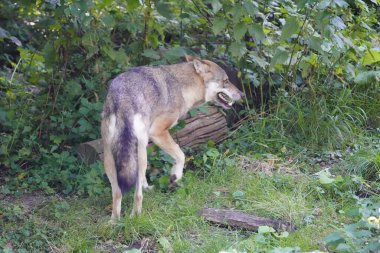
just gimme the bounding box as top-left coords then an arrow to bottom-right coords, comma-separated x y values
325,198 -> 380,252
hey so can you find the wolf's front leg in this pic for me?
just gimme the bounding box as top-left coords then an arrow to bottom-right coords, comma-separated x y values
150,130 -> 185,186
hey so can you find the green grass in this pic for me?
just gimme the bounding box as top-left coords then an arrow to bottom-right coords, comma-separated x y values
0,159 -> 356,252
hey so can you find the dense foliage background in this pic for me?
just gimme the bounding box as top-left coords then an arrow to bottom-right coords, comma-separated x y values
0,0 -> 379,252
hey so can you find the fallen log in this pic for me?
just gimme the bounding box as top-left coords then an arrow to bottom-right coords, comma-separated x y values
76,106 -> 228,164
199,208 -> 295,232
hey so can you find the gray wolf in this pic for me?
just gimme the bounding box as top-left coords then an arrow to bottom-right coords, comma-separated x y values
101,55 -> 244,220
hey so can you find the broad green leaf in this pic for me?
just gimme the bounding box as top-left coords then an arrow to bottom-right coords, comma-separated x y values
231,5 -> 244,23
64,80 -> 82,98
269,247 -> 297,253
270,47 -> 290,67
43,41 -> 57,67
249,52 -> 268,69
165,47 -> 186,63
0,27 -> 9,38
277,231 -> 289,238
156,2 -> 173,19
101,14 -> 115,26
336,243 -> 351,251
127,0 -> 140,11
142,49 -> 160,60
332,33 -> 344,49
258,226 -> 275,234
318,170 -> 335,184
317,0 -> 331,9
229,42 -> 247,58
232,190 -> 244,198
123,249 -> 141,253
10,36 -> 22,46
233,23 -> 248,41
158,237 -> 172,252
333,0 -> 349,7
324,232 -> 345,244
248,24 -> 266,44
280,16 -> 300,41
212,17 -> 227,35
331,16 -> 346,30
362,49 -> 380,65
210,0 -> 222,13
243,0 -> 258,14
354,71 -> 380,85
295,0 -> 309,9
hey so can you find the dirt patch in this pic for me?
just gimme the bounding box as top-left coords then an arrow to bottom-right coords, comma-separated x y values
237,155 -> 299,176
95,238 -> 155,253
0,192 -> 50,213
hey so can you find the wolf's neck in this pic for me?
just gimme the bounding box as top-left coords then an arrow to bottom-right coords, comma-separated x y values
165,62 -> 206,113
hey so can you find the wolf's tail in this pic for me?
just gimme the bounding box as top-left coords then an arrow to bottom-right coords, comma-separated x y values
111,118 -> 138,194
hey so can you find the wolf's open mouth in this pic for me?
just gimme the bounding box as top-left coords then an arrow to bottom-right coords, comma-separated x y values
217,92 -> 233,108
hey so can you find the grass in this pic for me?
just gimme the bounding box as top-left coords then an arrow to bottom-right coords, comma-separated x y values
1,89 -> 379,252
1,156 -> 358,252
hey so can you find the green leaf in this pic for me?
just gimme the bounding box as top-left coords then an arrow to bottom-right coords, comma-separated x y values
232,190 -> 245,198
101,14 -> 115,26
209,0 -> 222,13
249,52 -> 268,69
127,0 -> 140,11
123,249 -> 141,253
229,42 -> 247,58
233,23 -> 248,41
362,49 -> 380,65
318,170 -> 335,184
354,71 -> 380,85
280,16 -> 299,41
269,247 -> 298,253
158,237 -> 172,252
258,226 -> 275,234
212,17 -> 227,35
156,2 -> 173,19
331,16 -> 346,30
270,47 -> 290,67
324,232 -> 345,245
336,243 -> 351,251
317,0 -> 331,9
248,24 -> 266,44
243,0 -> 258,14
333,0 -> 349,7
142,49 -> 160,60
64,80 -> 82,98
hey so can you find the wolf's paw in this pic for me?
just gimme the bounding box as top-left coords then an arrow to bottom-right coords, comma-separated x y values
169,174 -> 179,189
143,184 -> 154,192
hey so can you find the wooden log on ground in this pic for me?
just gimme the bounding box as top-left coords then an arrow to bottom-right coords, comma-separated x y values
199,208 -> 295,232
76,106 -> 228,164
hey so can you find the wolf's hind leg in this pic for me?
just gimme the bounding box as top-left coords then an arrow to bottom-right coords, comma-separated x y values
150,130 -> 185,186
131,114 -> 149,217
104,146 -> 122,220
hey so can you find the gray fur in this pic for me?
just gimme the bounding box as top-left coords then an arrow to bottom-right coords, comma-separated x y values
101,58 -> 243,218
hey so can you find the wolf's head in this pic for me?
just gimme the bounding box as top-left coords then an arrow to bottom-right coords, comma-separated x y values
186,55 -> 244,109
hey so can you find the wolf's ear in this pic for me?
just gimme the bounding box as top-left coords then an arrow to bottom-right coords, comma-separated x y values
193,59 -> 209,74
